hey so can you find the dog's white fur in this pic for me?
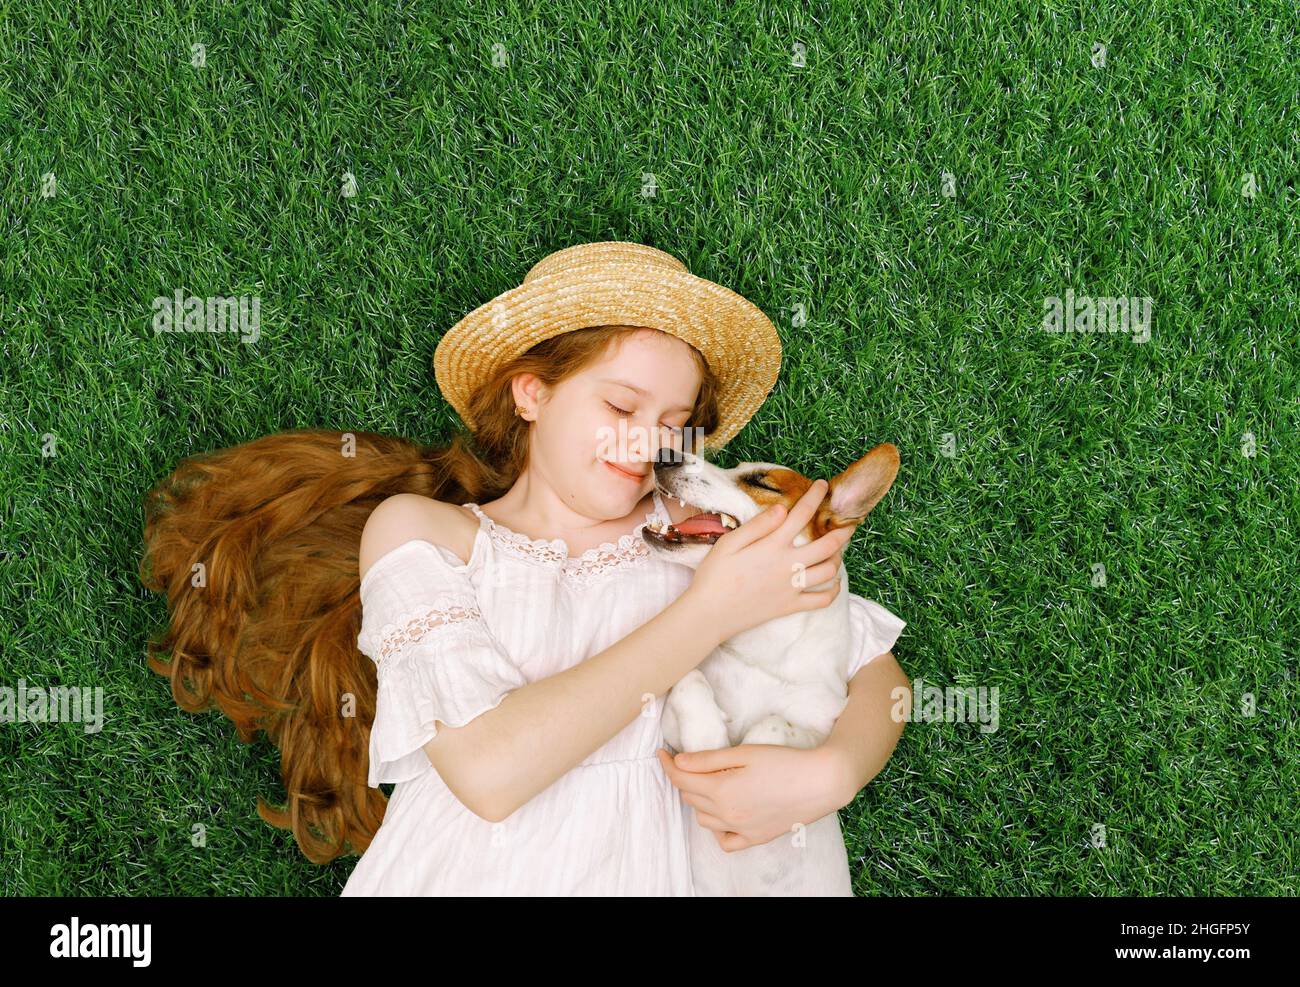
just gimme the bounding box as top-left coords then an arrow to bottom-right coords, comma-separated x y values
643,447 -> 898,896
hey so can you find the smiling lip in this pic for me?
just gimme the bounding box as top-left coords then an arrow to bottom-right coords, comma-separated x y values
603,460 -> 647,481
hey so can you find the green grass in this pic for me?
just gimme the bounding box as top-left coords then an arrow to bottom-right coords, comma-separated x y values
1,0 -> 1295,895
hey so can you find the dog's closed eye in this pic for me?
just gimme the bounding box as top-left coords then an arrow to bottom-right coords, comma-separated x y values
741,473 -> 778,492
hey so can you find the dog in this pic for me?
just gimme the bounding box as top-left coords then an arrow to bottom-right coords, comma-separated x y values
642,443 -> 900,896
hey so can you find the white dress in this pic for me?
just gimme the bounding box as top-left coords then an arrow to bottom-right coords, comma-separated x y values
340,487 -> 906,896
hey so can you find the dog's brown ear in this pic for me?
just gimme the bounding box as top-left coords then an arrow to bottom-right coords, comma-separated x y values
826,443 -> 900,523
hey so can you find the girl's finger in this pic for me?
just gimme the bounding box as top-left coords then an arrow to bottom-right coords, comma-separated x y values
775,478 -> 828,541
793,581 -> 841,611
718,831 -> 752,852
796,557 -> 842,588
795,522 -> 855,566
691,809 -> 731,833
677,786 -> 722,814
720,500 -> 786,550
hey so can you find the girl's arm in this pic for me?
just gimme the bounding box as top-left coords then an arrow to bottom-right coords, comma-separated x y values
432,588 -> 727,822
820,650 -> 910,807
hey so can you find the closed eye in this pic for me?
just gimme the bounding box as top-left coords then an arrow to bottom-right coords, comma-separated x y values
742,474 -> 779,492
605,400 -> 686,436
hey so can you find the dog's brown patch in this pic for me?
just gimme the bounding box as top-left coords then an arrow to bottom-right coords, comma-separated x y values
749,444 -> 900,541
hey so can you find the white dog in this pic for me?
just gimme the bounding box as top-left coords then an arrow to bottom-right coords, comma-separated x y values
642,444 -> 900,896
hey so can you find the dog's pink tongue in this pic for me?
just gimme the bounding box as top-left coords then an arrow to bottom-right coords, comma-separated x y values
675,512 -> 727,536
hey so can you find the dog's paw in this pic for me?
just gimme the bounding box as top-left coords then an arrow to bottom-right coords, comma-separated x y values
670,668 -> 715,701
669,670 -> 731,752
678,721 -> 732,754
741,714 -> 819,749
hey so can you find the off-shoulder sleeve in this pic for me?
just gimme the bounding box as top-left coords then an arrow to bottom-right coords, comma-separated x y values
845,593 -> 906,679
356,539 -> 527,787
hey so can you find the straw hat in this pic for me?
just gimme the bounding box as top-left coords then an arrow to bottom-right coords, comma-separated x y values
433,241 -> 782,451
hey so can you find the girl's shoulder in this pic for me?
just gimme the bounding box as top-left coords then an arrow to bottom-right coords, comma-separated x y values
359,494 -> 480,585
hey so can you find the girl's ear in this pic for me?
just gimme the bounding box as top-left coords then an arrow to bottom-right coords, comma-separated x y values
509,373 -> 549,415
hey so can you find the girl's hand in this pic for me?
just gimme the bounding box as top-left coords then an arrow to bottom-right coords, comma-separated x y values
655,744 -> 850,852
685,478 -> 854,644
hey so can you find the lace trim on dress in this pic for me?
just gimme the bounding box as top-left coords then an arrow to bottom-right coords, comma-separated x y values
463,491 -> 669,583
370,602 -> 482,663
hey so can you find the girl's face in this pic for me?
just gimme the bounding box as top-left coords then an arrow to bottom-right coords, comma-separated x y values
514,329 -> 702,520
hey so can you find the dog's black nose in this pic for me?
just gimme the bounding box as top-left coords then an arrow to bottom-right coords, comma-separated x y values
655,446 -> 684,471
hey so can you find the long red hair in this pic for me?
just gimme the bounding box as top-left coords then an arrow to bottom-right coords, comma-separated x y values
139,326 -> 720,863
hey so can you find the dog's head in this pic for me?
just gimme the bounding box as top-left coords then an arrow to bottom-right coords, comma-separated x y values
642,443 -> 900,569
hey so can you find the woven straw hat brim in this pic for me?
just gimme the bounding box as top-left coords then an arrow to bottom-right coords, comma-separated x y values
434,248 -> 781,451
